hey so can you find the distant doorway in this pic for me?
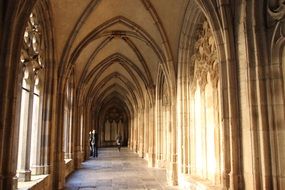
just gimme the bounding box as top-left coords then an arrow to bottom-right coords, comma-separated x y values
100,107 -> 128,147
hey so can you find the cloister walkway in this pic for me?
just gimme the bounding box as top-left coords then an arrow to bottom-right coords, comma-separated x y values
65,148 -> 180,190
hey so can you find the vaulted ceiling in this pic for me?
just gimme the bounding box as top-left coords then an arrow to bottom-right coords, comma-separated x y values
50,0 -> 189,117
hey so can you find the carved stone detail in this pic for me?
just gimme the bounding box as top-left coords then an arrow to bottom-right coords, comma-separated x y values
21,12 -> 44,81
162,77 -> 169,106
268,0 -> 285,21
267,0 -> 285,62
105,107 -> 125,123
191,21 -> 218,93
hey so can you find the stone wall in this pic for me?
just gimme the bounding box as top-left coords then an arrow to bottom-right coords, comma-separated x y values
0,0 -> 285,190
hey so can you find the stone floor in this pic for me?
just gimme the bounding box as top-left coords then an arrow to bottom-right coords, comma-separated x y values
65,147 -> 181,190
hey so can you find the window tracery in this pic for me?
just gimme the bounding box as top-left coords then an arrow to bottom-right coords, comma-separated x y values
191,21 -> 218,93
188,19 -> 221,183
17,11 -> 45,182
103,107 -> 126,143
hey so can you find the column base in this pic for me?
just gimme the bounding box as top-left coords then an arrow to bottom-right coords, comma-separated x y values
64,152 -> 73,159
74,151 -> 84,169
31,165 -> 44,174
31,164 -> 51,175
148,153 -> 156,167
178,174 -> 224,190
0,174 -> 18,190
138,150 -> 144,158
180,164 -> 189,174
229,172 -> 244,190
144,152 -> 149,160
13,176 -> 18,190
167,161 -> 178,185
18,169 -> 31,182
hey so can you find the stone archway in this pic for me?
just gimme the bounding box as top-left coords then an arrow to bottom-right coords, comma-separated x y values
177,1 -> 240,189
99,106 -> 128,147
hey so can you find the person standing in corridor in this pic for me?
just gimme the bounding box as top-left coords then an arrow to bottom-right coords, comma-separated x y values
116,133 -> 122,152
89,131 -> 93,156
91,130 -> 98,157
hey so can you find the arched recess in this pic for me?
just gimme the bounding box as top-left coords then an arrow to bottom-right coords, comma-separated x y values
91,84 -> 137,122
177,0 -> 240,189
93,92 -> 134,145
83,53 -> 150,89
76,35 -> 154,88
266,1 -> 285,189
0,0 -> 56,189
91,83 -> 139,149
82,54 -> 147,106
77,47 -> 149,157
88,71 -> 143,103
60,16 -> 166,85
60,14 -> 176,108
156,69 -> 171,169
62,71 -> 75,160
155,66 -> 178,185
55,0 -> 177,186
96,98 -> 131,147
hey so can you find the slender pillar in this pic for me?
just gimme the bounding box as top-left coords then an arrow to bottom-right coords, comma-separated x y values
148,104 -> 156,167
156,98 -> 162,167
200,85 -> 207,178
143,105 -> 149,159
138,108 -> 144,158
30,81 -> 42,175
18,70 -> 35,182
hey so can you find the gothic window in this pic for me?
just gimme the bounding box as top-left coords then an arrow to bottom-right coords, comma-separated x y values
17,12 -> 44,182
190,20 -> 220,183
103,107 -> 126,144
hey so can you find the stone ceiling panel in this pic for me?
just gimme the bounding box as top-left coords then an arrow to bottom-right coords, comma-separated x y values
74,37 -> 105,85
86,39 -> 144,74
50,0 -> 91,61
150,0 -> 188,62
50,0 -> 188,108
70,0 -> 163,55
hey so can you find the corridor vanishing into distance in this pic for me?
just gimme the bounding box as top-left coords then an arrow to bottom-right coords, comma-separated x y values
65,148 -> 180,190
1,0 -> 285,190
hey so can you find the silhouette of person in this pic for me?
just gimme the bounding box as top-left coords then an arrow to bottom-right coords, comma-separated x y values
91,130 -> 98,157
89,131 -> 92,156
116,133 -> 122,152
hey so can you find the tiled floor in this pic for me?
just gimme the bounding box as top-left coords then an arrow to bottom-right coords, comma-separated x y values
65,147 -> 181,190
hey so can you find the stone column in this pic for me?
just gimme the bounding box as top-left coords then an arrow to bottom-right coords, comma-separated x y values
84,106 -> 90,159
176,64 -> 188,182
200,85 -> 207,178
69,80 -> 75,159
148,104 -> 156,167
53,75 -> 68,189
213,83 -> 221,184
168,100 -> 178,185
30,78 -> 43,175
63,86 -> 70,159
18,68 -> 35,182
143,104 -> 149,159
138,108 -> 144,157
189,94 -> 196,175
182,77 -> 189,174
134,113 -> 138,152
41,73 -> 53,176
156,98 -> 162,167
74,104 -> 83,169
129,117 -> 133,150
